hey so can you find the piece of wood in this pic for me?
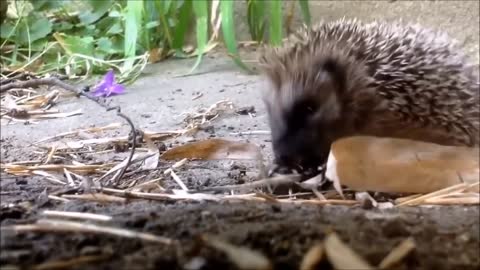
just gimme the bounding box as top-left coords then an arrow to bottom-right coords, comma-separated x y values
325,136 -> 479,194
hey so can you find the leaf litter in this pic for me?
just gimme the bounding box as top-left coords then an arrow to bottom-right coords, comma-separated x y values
1,77 -> 84,124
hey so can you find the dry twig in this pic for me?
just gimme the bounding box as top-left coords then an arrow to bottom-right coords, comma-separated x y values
0,76 -> 138,187
42,210 -> 113,222
2,219 -> 173,244
194,174 -> 302,193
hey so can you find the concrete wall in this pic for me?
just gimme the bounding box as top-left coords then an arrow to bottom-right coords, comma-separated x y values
233,0 -> 479,63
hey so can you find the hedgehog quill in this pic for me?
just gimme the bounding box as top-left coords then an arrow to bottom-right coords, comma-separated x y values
259,18 -> 479,177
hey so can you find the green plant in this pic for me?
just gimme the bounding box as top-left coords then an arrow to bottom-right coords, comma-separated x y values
0,0 -> 311,84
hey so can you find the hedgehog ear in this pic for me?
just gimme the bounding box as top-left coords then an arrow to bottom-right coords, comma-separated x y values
315,58 -> 346,94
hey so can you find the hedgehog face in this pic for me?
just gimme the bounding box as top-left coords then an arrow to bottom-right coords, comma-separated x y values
262,63 -> 345,175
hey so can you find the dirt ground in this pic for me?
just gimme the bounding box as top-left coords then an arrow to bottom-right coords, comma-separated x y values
1,174 -> 479,270
1,47 -> 480,270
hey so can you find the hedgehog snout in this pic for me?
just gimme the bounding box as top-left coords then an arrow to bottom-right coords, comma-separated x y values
271,129 -> 330,176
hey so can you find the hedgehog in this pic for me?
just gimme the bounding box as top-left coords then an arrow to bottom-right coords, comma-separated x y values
258,18 -> 480,176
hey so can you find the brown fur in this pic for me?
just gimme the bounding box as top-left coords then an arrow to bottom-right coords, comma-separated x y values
259,18 -> 479,172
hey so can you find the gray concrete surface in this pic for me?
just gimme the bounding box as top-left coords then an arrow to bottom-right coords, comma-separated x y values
2,1 -> 479,163
0,56 -> 272,162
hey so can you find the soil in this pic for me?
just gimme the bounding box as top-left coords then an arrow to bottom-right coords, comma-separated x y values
1,178 -> 479,270
1,54 -> 479,270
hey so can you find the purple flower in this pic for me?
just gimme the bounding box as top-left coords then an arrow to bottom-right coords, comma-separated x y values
92,70 -> 125,97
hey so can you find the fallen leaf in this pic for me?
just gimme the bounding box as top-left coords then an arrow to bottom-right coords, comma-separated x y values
378,237 -> 416,269
201,235 -> 272,270
325,136 -> 479,194
324,233 -> 375,270
300,242 -> 324,270
148,47 -> 167,63
160,138 -> 262,161
142,136 -> 159,170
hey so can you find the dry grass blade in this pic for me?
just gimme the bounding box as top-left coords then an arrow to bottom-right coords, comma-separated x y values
201,235 -> 273,270
101,187 -> 220,202
394,194 -> 423,204
35,123 -> 122,143
48,195 -> 70,202
324,233 -> 375,270
3,219 -> 173,244
96,153 -> 156,183
128,177 -> 165,192
28,109 -> 83,119
300,242 -> 324,270
197,174 -> 302,192
32,170 -> 66,185
31,254 -> 111,270
181,99 -> 236,133
61,193 -> 126,203
3,163 -> 111,175
45,146 -> 57,164
396,183 -> 468,206
42,210 -> 113,222
422,196 -> 479,205
277,199 -> 358,206
169,170 -> 189,191
1,89 -> 83,121
378,237 -> 416,269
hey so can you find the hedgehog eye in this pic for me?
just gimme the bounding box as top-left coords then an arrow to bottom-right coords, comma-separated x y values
298,103 -> 317,118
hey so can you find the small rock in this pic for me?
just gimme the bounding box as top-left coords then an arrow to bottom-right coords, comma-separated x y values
235,106 -> 256,115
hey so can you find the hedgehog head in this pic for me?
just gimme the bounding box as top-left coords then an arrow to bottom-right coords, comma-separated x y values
258,41 -> 373,174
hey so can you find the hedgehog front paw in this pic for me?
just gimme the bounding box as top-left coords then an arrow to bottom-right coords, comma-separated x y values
267,163 -> 295,177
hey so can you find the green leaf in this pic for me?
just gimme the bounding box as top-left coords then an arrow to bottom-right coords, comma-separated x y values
16,16 -> 53,45
73,24 -> 97,37
123,0 -> 144,70
79,0 -> 113,25
269,0 -> 283,46
220,0 -> 253,73
97,37 -> 122,55
30,38 -> 49,51
247,0 -> 266,42
298,0 -> 311,26
171,0 -> 192,52
0,22 -> 16,39
155,0 -> 173,48
145,21 -> 161,29
111,36 -> 125,54
54,33 -> 94,56
189,0 -> 208,73
52,21 -> 74,32
107,22 -> 123,35
30,0 -> 63,11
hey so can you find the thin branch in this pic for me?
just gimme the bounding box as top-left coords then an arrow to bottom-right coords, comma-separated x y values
3,219 -> 173,244
193,174 -> 302,193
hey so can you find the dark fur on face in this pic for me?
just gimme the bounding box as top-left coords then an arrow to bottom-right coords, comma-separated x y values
261,56 -> 365,174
